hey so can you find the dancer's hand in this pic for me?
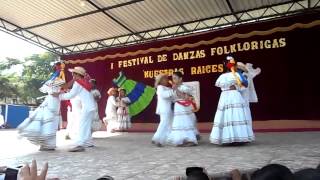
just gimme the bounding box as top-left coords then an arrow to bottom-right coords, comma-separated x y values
18,160 -> 48,180
176,90 -> 184,99
229,85 -> 236,90
172,84 -> 178,90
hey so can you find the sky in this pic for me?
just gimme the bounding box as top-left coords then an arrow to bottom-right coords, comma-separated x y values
0,31 -> 46,61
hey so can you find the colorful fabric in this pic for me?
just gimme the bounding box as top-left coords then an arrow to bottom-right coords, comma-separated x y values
237,70 -> 248,87
113,72 -> 156,117
76,79 -> 92,91
176,100 -> 197,110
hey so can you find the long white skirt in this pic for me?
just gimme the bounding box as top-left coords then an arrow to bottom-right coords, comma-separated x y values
66,108 -> 80,139
18,107 -> 60,149
91,110 -> 102,132
210,90 -> 254,145
117,107 -> 131,130
152,112 -> 172,144
74,110 -> 95,147
166,103 -> 198,146
104,112 -> 118,132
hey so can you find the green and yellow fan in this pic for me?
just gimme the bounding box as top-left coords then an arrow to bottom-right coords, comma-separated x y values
113,72 -> 156,117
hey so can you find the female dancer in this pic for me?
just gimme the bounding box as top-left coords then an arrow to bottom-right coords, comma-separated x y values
18,64 -> 65,151
90,79 -> 102,132
166,72 -> 198,147
210,55 -> 254,145
116,88 -> 131,131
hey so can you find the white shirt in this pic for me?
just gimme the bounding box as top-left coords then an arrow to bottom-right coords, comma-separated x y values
215,72 -> 239,91
70,96 -> 82,113
156,85 -> 175,115
60,81 -> 96,112
43,95 -> 61,113
116,97 -> 131,108
105,96 -> 118,118
91,89 -> 101,100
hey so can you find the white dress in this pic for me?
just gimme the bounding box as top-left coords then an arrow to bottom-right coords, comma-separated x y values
166,84 -> 198,146
66,96 -> 82,140
152,85 -> 175,145
60,81 -> 96,147
18,95 -> 61,149
91,89 -> 102,131
116,97 -> 131,130
210,72 -> 254,145
104,96 -> 118,132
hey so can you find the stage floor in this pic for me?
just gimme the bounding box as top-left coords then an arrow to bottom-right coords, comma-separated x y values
1,130 -> 320,180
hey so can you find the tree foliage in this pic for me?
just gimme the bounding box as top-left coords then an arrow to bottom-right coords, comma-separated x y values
0,52 -> 58,104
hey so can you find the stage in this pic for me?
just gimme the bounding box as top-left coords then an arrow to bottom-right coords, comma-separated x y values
1,130 -> 320,180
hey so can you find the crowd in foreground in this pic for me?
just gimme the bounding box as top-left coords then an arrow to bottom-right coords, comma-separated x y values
1,160 -> 320,180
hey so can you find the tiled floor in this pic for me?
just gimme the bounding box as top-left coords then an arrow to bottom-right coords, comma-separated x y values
1,130 -> 320,180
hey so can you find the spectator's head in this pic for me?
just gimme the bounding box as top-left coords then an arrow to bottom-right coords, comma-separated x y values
97,175 -> 114,180
186,167 -> 209,180
317,163 -> 320,171
251,164 -> 293,180
294,168 -> 320,180
187,172 -> 210,180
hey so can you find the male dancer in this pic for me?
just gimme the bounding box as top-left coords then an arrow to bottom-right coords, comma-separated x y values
57,66 -> 96,152
152,74 -> 175,147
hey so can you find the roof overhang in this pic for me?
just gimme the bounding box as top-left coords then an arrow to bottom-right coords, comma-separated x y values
0,0 -> 319,55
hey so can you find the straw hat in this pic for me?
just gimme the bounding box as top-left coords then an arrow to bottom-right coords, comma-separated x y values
154,74 -> 168,87
68,66 -> 86,76
107,87 -> 117,95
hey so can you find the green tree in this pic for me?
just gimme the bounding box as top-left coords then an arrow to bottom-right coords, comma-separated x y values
0,58 -> 21,101
19,52 -> 58,103
0,76 -> 18,99
0,57 -> 21,71
0,52 -> 58,104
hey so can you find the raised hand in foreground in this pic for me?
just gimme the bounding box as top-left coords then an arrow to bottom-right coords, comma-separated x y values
18,160 -> 48,180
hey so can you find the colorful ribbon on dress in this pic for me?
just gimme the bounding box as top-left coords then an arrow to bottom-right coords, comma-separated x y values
176,100 -> 197,111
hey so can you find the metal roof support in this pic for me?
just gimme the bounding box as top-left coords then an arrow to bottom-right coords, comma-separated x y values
180,25 -> 188,32
14,0 -> 144,32
0,17 -> 67,55
225,0 -> 240,21
86,0 -> 145,40
60,0 -> 320,54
